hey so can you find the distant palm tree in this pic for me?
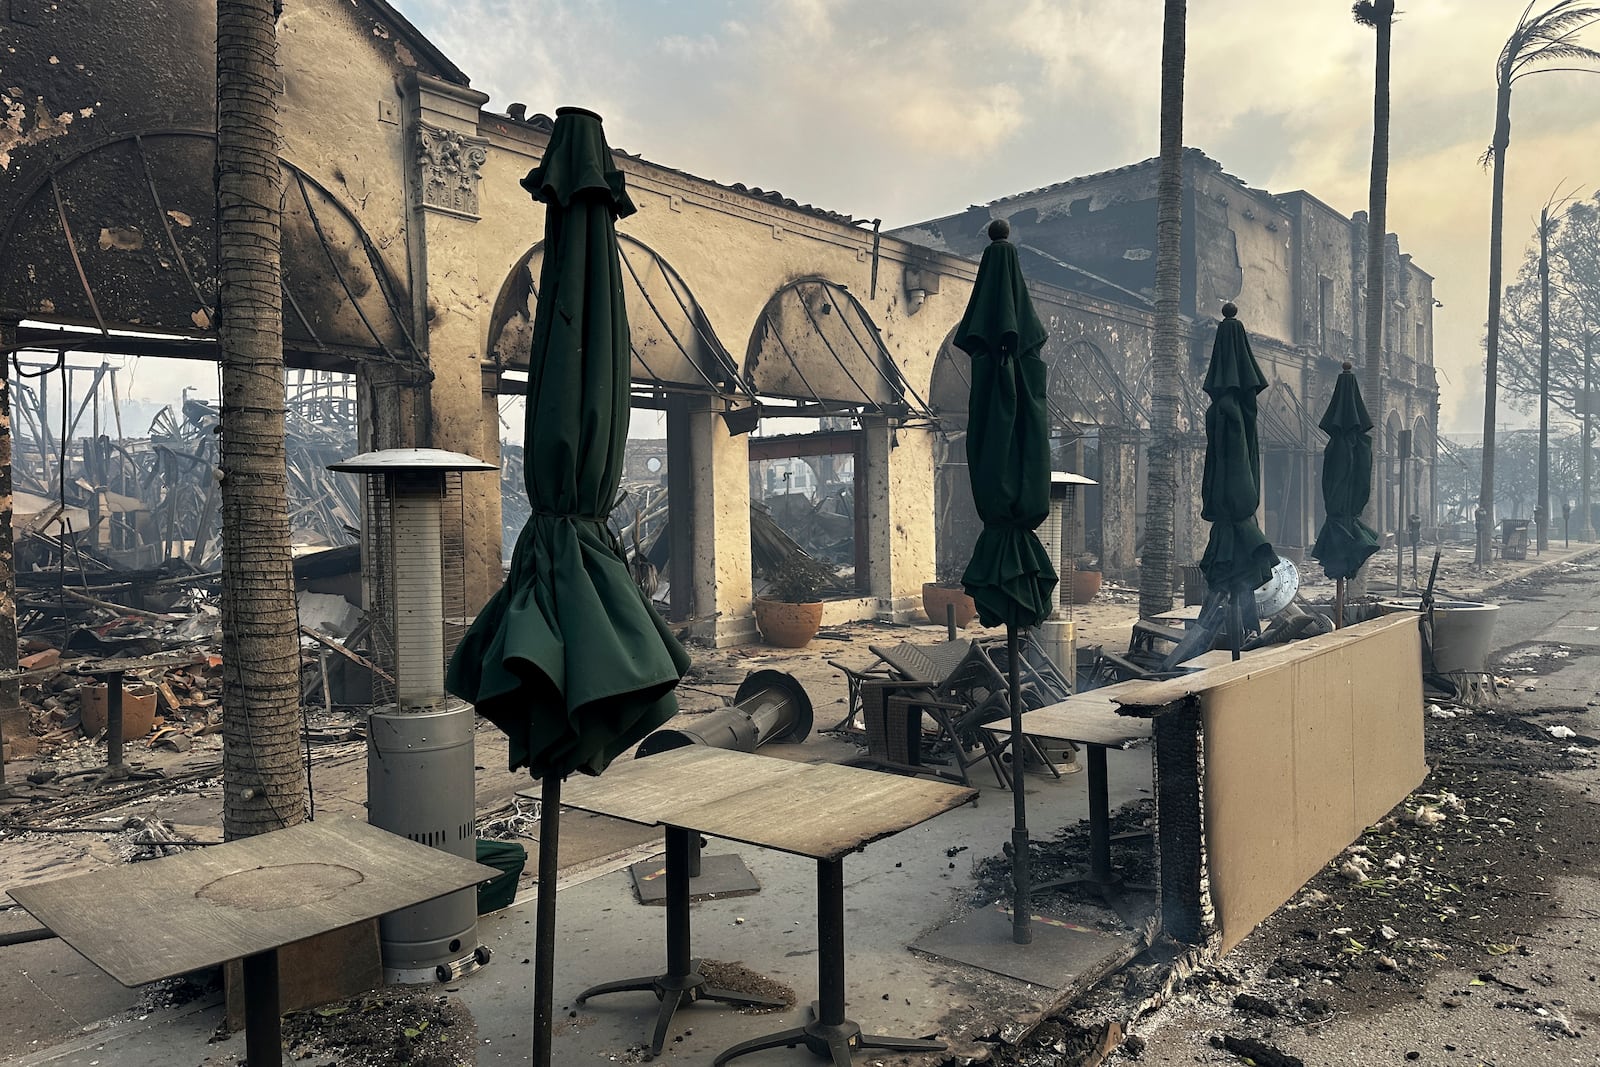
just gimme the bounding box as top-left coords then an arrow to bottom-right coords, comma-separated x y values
1138,0 -> 1186,620
217,0 -> 305,840
1478,1 -> 1600,564
1349,0 -> 1394,599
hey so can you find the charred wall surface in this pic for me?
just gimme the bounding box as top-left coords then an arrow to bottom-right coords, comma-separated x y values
0,1 -> 456,369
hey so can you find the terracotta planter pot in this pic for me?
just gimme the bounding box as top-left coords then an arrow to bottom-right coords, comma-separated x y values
1062,569 -> 1102,605
921,583 -> 977,629
78,682 -> 158,738
753,597 -> 824,648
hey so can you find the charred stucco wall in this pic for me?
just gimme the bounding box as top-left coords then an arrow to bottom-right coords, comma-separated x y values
1190,167 -> 1294,342
472,115 -> 1166,602
0,2 -> 509,609
1280,191 -> 1360,363
0,1 -> 443,361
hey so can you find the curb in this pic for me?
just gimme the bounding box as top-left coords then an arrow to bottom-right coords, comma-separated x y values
1476,543 -> 1600,598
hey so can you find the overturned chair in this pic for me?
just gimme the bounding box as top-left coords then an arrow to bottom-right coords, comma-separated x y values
852,633 -> 1073,789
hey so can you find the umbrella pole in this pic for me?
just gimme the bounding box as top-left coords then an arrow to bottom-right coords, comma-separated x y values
1229,593 -> 1242,662
1007,624 -> 1032,945
533,774 -> 561,1066
1335,578 -> 1345,629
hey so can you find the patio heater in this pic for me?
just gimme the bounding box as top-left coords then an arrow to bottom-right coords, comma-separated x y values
1038,471 -> 1096,690
328,447 -> 497,984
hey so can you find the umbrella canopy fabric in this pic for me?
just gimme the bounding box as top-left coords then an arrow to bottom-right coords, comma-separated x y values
1311,363 -> 1380,580
955,221 -> 1058,630
447,107 -> 689,778
1198,307 -> 1278,597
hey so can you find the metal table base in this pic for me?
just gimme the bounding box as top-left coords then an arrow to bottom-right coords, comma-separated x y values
712,857 -> 945,1067
576,826 -> 783,1056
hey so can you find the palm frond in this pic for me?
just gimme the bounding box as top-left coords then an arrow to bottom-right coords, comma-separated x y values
1500,2 -> 1600,83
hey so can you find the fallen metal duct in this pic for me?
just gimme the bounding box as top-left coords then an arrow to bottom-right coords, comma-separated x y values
635,669 -> 812,758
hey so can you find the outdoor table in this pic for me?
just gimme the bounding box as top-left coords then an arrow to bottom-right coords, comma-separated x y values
543,746 -> 976,1065
6,818 -> 497,1066
983,691 -> 1152,889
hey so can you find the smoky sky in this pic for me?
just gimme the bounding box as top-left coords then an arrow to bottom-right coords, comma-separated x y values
400,0 -> 1600,435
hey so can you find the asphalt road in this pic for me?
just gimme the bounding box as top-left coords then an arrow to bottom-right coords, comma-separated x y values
1116,561 -> 1600,1067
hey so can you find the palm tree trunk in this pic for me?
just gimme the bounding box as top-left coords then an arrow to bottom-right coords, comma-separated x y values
1139,0 -> 1186,620
217,0 -> 305,840
1351,0 -> 1393,600
1479,82 -> 1513,566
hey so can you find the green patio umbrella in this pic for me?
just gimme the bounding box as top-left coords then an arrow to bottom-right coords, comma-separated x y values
1310,360 -> 1379,625
1198,304 -> 1277,658
955,218 -> 1057,945
446,107 -> 689,1065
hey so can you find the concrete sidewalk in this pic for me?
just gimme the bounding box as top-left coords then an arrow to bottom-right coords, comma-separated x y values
4,741 -> 1156,1066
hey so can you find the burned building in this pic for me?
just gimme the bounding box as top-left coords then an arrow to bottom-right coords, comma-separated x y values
895,149 -> 1440,568
0,1 -> 1436,706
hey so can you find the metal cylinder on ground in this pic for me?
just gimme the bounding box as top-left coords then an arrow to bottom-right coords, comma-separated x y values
367,698 -> 479,983
634,670 -> 813,758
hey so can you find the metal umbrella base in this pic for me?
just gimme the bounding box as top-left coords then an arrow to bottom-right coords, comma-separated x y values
576,827 -> 783,1057
712,1000 -> 947,1067
712,858 -> 946,1067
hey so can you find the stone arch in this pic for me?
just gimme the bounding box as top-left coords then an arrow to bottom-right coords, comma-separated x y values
1048,336 -> 1146,433
929,329 -> 1124,575
487,234 -> 739,396
1258,382 -> 1312,550
1384,408 -> 1406,532
743,277 -> 904,408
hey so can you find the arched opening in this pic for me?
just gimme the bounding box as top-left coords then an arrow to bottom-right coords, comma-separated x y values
486,237 -> 740,620
1258,382 -> 1316,553
743,278 -> 906,410
929,332 -> 1140,579
1385,409 -> 1406,535
737,278 -> 925,598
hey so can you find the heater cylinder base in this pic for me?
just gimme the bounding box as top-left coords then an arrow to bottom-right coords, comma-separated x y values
368,700 -> 480,977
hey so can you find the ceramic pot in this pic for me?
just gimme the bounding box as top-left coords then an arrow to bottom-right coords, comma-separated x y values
1062,569 -> 1102,605
921,583 -> 977,629
752,597 -> 824,648
78,682 -> 158,738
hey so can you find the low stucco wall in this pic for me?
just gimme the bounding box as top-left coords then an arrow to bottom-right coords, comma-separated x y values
1115,614 -> 1426,952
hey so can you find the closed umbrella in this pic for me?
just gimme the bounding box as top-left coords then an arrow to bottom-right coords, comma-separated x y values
1198,303 -> 1278,659
1310,360 -> 1379,625
446,107 -> 689,1065
955,217 -> 1058,945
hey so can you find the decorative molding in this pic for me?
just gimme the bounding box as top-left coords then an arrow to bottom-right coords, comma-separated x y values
413,122 -> 488,219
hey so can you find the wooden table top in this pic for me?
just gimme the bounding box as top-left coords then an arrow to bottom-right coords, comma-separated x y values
983,691 -> 1153,749
8,819 -> 498,987
542,747 -> 977,861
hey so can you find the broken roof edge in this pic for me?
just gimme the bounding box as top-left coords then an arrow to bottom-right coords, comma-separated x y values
481,109 -> 860,228
366,0 -> 472,87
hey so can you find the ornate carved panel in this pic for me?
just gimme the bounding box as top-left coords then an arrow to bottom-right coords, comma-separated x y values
413,122 -> 487,219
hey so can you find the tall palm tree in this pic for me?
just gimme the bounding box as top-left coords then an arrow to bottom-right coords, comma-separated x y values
1350,0 -> 1395,599
1479,1 -> 1600,564
217,0 -> 305,840
1138,0 -> 1187,620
